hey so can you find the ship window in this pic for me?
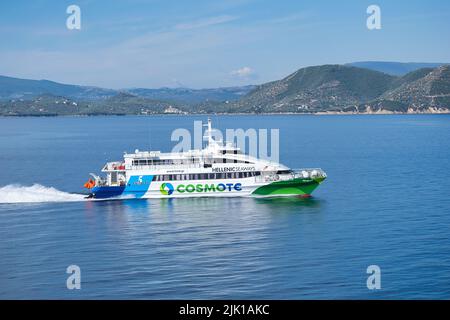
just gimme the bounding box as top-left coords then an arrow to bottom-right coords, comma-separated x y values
276,170 -> 292,175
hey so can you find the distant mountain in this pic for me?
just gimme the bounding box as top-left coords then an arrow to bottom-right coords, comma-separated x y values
0,75 -> 116,101
346,61 -> 447,76
126,85 -> 255,104
0,74 -> 254,104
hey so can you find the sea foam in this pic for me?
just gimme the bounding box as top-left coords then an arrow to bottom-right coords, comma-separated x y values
0,184 -> 86,204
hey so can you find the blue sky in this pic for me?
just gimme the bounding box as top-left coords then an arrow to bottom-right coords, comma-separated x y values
0,0 -> 449,89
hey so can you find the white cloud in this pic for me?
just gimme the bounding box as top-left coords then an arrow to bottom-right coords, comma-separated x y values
230,66 -> 254,77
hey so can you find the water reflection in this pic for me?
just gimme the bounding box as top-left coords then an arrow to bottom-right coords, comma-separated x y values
84,195 -> 324,217
254,196 -> 324,210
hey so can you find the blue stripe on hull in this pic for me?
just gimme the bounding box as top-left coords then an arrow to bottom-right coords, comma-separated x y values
91,186 -> 125,199
124,175 -> 154,198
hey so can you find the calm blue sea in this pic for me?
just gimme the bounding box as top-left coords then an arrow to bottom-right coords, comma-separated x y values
0,115 -> 449,299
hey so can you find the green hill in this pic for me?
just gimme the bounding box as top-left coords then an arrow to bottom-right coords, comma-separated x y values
219,65 -> 397,113
361,65 -> 450,113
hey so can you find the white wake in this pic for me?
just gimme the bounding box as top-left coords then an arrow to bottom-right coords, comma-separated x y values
0,184 -> 86,204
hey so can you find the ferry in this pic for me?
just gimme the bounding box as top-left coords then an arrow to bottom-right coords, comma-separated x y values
84,119 -> 326,199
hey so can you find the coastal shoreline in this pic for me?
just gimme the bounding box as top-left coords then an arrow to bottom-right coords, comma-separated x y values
1,109 -> 449,118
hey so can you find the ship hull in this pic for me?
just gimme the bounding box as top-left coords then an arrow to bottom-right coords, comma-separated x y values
88,176 -> 325,199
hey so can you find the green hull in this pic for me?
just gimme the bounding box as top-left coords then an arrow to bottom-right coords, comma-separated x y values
252,177 -> 325,196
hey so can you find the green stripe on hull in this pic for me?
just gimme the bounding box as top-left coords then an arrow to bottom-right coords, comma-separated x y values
252,177 -> 325,196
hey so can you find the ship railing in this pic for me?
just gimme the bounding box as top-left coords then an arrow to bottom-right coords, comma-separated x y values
255,168 -> 326,183
102,161 -> 125,171
130,163 -> 203,170
292,168 -> 327,179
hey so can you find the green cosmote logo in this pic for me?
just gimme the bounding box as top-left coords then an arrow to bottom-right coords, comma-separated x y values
160,183 -> 174,195
160,183 -> 242,195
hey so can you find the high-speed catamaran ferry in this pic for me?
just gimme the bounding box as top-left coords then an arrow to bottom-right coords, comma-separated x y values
84,119 -> 326,199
